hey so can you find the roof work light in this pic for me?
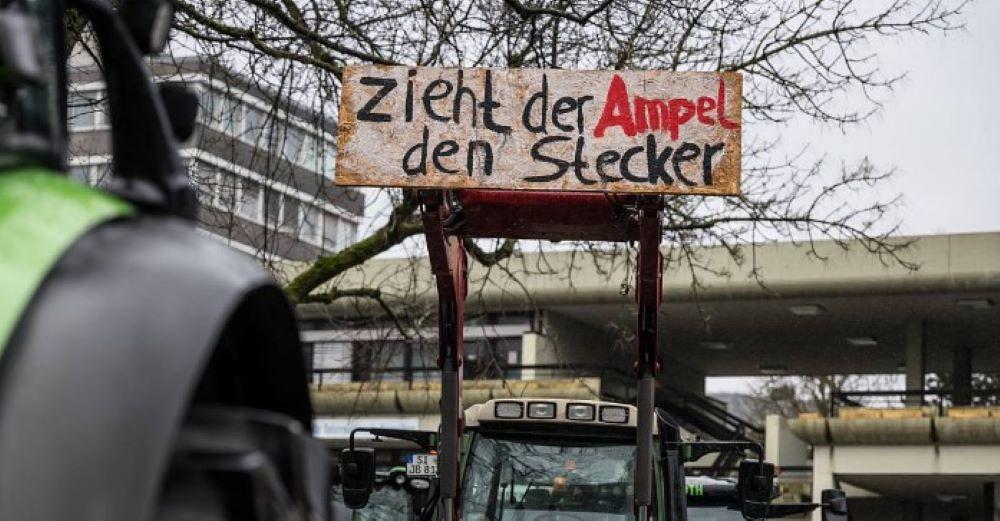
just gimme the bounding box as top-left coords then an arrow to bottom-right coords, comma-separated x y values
527,402 -> 557,419
494,401 -> 524,419
567,403 -> 596,421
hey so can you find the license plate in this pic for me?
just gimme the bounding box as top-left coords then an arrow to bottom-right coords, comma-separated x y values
406,453 -> 437,477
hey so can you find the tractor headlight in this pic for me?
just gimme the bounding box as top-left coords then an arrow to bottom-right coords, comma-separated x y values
566,403 -> 595,421
527,402 -> 556,419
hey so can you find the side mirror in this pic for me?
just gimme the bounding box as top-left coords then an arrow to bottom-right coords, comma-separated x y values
158,83 -> 199,142
822,489 -> 849,521
737,459 -> 775,519
119,0 -> 174,55
340,448 -> 375,510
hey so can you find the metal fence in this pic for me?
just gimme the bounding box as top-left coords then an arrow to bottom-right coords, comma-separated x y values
830,389 -> 1000,416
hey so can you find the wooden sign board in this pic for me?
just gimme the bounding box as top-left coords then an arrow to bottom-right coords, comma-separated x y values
336,66 -> 741,195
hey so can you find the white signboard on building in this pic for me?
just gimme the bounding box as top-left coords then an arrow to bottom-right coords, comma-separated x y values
313,416 -> 421,439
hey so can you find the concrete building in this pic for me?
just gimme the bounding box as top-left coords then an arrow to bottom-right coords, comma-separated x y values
294,231 -> 999,390
286,231 -> 1000,519
67,55 -> 364,261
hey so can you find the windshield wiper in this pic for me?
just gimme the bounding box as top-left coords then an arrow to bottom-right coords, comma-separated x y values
484,459 -> 506,519
497,483 -> 508,520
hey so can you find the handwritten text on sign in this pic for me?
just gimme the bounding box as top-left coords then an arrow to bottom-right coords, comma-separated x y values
336,66 -> 741,194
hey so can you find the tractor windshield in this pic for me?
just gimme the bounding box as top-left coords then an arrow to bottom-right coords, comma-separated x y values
331,481 -> 414,521
462,435 -> 638,521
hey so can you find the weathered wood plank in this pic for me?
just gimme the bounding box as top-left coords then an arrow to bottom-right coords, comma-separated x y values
337,65 -> 741,195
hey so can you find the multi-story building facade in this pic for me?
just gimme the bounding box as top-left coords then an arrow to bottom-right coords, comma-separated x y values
67,55 -> 363,261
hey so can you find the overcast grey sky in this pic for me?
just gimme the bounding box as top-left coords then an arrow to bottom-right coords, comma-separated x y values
708,1 -> 997,394
774,0 -> 999,237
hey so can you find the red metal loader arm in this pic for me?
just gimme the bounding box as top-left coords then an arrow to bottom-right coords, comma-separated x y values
421,190 -> 664,521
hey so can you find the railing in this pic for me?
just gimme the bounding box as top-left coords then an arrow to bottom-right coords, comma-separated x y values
656,385 -> 764,440
309,363 -> 633,395
830,389 -> 1000,416
310,363 -> 762,446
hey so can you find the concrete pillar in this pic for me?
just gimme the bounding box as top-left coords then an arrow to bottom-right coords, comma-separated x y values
906,321 -> 927,406
811,446 -> 835,521
765,414 -> 809,467
953,345 -> 973,406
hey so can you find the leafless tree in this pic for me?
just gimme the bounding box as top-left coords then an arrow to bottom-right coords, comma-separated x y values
750,374 -> 903,417
67,1 -> 969,356
163,0 -> 966,298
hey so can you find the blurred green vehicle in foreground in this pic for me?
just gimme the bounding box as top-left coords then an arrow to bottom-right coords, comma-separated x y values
0,0 -> 328,519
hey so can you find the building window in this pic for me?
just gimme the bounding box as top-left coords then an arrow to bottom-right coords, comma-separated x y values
283,126 -> 303,163
410,343 -> 438,382
221,96 -> 242,135
300,134 -> 318,170
261,117 -> 275,150
265,189 -> 282,228
68,90 -> 105,130
91,163 -> 113,187
208,90 -> 240,134
210,91 -> 226,127
300,205 -> 320,244
322,143 -> 336,178
217,171 -> 238,210
464,337 -> 521,379
68,163 -> 113,187
244,107 -> 264,145
190,161 -> 218,206
313,342 -> 352,385
198,89 -> 214,125
338,219 -> 356,247
69,165 -> 90,183
323,213 -> 339,251
236,179 -> 260,221
282,196 -> 300,232
352,341 -> 406,382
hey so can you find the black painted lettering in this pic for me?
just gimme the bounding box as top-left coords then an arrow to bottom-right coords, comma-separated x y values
467,140 -> 493,177
575,95 -> 593,134
525,136 -> 570,182
552,96 -> 578,133
452,70 -> 478,127
619,145 -> 647,182
571,136 -> 594,185
479,70 -> 511,134
357,76 -> 397,122
432,140 -> 460,174
423,79 -> 453,122
595,150 -> 622,181
645,134 -> 674,185
522,74 -> 548,134
702,142 -> 725,184
672,142 -> 701,186
405,69 -> 416,122
402,126 -> 430,176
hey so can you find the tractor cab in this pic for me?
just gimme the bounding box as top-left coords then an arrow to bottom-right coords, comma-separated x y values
461,399 -> 661,521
